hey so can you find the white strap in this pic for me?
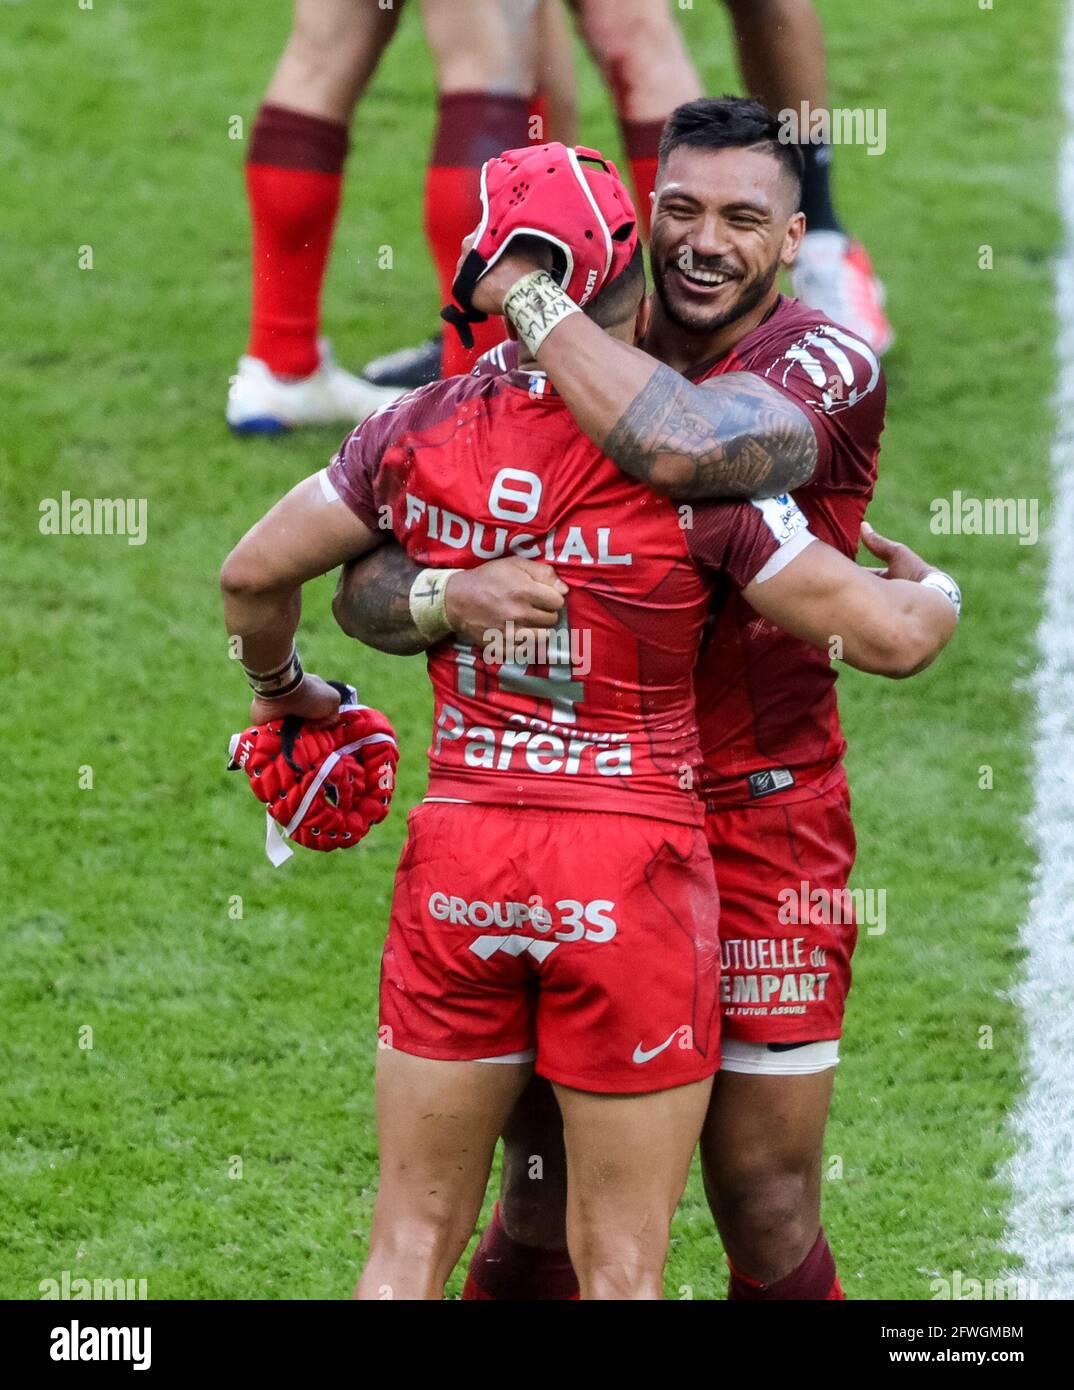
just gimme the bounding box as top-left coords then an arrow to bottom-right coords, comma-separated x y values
264,730 -> 398,867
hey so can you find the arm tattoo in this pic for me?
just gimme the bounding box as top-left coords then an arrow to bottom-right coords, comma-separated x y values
332,544 -> 430,656
601,365 -> 819,500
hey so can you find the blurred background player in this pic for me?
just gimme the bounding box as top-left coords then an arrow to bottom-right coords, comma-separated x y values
228,0 -> 577,431
228,0 -> 404,432
367,0 -> 892,391
719,0 -> 893,353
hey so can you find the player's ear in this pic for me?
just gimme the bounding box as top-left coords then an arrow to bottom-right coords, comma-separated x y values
782,210 -> 807,268
634,291 -> 652,345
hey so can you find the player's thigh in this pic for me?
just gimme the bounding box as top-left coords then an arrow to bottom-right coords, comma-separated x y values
374,1046 -> 532,1226
500,1074 -> 567,1229
572,0 -> 701,120
268,0 -> 403,118
701,1065 -> 834,1196
554,1077 -> 713,1269
420,0 -> 540,95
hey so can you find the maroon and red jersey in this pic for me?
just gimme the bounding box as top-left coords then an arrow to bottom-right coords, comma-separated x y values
478,298 -> 885,805
326,369 -> 814,826
687,296 -> 885,804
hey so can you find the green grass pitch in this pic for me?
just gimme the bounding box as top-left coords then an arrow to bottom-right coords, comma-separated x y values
0,0 -> 1062,1298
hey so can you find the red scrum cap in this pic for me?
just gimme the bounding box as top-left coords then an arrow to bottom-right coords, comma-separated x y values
442,142 -> 639,348
227,683 -> 399,866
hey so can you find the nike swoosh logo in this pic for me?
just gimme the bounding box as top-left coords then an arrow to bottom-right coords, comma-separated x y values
632,1028 -> 682,1065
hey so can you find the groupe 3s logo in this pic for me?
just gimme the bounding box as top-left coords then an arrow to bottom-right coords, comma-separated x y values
427,891 -> 617,960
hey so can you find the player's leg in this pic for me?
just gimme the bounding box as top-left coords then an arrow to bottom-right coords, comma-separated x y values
230,0 -> 404,433
555,1076 -> 712,1299
355,1048 -> 532,1299
531,811 -> 721,1299
366,0 -> 572,390
532,0 -> 578,147
359,801 -> 544,1297
702,1062 -> 843,1297
572,0 -> 702,235
421,0 -> 539,376
462,1075 -> 578,1300
701,778 -> 857,1298
720,0 -> 893,352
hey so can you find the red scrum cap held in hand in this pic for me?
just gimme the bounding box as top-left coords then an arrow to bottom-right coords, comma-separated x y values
227,683 -> 399,865
441,142 -> 639,348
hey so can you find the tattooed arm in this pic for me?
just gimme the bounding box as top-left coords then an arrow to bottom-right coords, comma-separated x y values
333,545 -> 429,656
533,315 -> 817,500
599,365 -> 818,500
471,252 -> 818,500
332,546 -> 569,653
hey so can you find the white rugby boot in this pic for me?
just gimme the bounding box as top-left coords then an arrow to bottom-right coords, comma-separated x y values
227,340 -> 403,434
791,231 -> 894,356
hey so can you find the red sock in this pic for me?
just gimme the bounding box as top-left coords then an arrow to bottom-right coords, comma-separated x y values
619,117 -> 664,239
727,1228 -> 845,1301
461,1204 -> 579,1301
528,91 -> 549,144
425,92 -> 530,376
245,103 -> 349,378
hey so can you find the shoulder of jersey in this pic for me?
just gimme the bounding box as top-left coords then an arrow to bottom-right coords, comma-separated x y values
744,296 -> 878,364
739,296 -> 885,414
363,370 -> 507,440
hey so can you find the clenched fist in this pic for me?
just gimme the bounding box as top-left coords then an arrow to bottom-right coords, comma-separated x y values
445,556 -> 569,645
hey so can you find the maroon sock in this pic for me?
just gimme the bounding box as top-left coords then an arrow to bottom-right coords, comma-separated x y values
461,1204 -> 579,1301
727,1228 -> 844,1300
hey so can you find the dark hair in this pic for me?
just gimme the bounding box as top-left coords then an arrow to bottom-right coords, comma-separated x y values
585,241 -> 646,328
658,96 -> 804,196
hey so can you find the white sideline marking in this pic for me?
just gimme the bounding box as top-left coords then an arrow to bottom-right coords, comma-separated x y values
1003,0 -> 1074,1300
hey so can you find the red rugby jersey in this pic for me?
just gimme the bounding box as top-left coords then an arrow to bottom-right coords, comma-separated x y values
688,296 -> 885,804
477,298 -> 885,805
327,369 -> 814,825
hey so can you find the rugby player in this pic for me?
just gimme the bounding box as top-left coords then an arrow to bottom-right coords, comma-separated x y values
336,98 -> 927,1300
220,144 -> 955,1298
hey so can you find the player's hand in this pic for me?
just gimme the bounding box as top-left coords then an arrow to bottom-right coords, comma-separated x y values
462,233 -> 556,316
250,673 -> 342,727
445,558 -> 568,644
859,521 -> 936,582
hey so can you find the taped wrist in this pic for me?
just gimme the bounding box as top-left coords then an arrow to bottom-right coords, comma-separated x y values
503,269 -> 581,357
243,643 -> 304,698
409,568 -> 464,642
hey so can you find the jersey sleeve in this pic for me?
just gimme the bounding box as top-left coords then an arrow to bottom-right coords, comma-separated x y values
685,493 -> 815,588
324,402 -> 401,533
753,320 -> 886,490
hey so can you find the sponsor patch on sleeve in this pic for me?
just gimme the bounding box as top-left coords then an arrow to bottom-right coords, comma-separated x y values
751,493 -> 810,545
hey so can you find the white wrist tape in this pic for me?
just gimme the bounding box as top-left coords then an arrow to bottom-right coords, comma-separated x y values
921,569 -> 962,619
503,269 -> 581,357
409,568 -> 463,642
